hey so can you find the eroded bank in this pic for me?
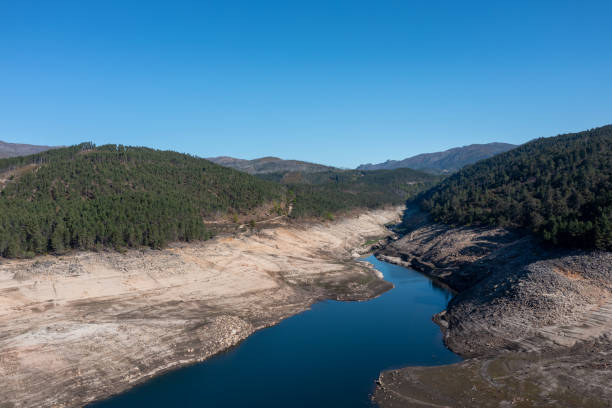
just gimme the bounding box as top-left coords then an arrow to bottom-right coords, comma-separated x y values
0,207 -> 401,408
374,208 -> 612,407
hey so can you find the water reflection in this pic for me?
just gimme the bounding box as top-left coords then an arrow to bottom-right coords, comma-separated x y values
429,279 -> 454,301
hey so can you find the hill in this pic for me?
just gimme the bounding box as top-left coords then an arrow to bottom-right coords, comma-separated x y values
358,142 -> 516,173
0,140 -> 58,158
418,125 -> 612,250
258,168 -> 440,219
0,144 -> 287,257
0,144 -> 436,257
206,156 -> 335,174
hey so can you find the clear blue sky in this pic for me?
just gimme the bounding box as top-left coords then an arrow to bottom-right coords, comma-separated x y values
1,1 -> 611,168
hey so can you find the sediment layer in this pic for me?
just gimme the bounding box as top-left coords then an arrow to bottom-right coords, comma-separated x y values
374,207 -> 612,407
0,207 -> 401,408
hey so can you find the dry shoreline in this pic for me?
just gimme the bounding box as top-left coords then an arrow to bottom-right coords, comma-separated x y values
373,208 -> 612,407
0,207 -> 401,408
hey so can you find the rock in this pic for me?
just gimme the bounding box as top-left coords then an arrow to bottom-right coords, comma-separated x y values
374,206 -> 612,407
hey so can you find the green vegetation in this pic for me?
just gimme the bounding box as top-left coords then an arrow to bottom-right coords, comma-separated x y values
260,168 -> 440,219
0,144 -> 437,257
206,156 -> 334,174
419,125 -> 612,250
8,125 -> 607,258
0,144 -> 285,257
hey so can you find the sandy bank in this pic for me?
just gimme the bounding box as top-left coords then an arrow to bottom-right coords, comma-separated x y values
0,207 -> 401,408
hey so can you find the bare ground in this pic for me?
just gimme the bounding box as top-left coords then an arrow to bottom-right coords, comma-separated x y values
373,207 -> 612,408
0,207 -> 401,408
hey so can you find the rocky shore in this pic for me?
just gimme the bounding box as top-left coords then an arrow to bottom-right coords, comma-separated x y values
374,207 -> 612,407
0,207 -> 401,408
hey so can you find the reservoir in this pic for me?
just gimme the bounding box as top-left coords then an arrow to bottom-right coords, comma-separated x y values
90,255 -> 461,407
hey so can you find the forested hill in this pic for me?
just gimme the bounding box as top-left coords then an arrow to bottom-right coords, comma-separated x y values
358,142 -> 516,173
419,125 -> 612,250
0,144 -> 436,258
206,156 -> 335,174
257,168 -> 440,219
0,144 -> 286,257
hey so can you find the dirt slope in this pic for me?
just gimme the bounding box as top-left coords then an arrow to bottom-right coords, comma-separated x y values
374,208 -> 612,407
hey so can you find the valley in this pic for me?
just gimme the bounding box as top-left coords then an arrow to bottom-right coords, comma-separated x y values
0,207 -> 401,407
3,4 -> 611,407
0,125 -> 610,408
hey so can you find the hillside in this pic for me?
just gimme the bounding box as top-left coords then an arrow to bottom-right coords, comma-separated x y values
418,125 -> 612,250
207,156 -> 335,174
0,140 -> 58,158
257,168 -> 440,219
0,144 -> 434,258
0,144 -> 287,257
358,142 -> 516,173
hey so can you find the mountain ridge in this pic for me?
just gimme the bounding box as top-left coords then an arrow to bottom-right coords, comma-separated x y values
0,140 -> 59,158
358,142 -> 516,173
207,156 -> 335,174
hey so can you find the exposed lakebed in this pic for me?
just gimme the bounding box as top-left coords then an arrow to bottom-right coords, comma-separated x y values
90,255 -> 460,407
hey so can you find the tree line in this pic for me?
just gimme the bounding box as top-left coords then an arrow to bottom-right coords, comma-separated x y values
0,144 -> 285,257
0,144 -> 437,257
419,125 -> 612,250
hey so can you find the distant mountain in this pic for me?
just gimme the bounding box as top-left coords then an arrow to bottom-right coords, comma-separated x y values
0,140 -> 58,158
207,156 -> 335,174
357,142 -> 517,173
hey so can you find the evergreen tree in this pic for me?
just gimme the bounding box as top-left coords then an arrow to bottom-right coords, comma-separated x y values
418,125 -> 612,250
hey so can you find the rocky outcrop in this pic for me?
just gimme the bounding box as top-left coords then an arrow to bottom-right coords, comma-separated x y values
374,208 -> 612,407
0,207 -> 401,408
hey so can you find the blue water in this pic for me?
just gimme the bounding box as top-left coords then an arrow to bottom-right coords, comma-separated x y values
90,256 -> 461,407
